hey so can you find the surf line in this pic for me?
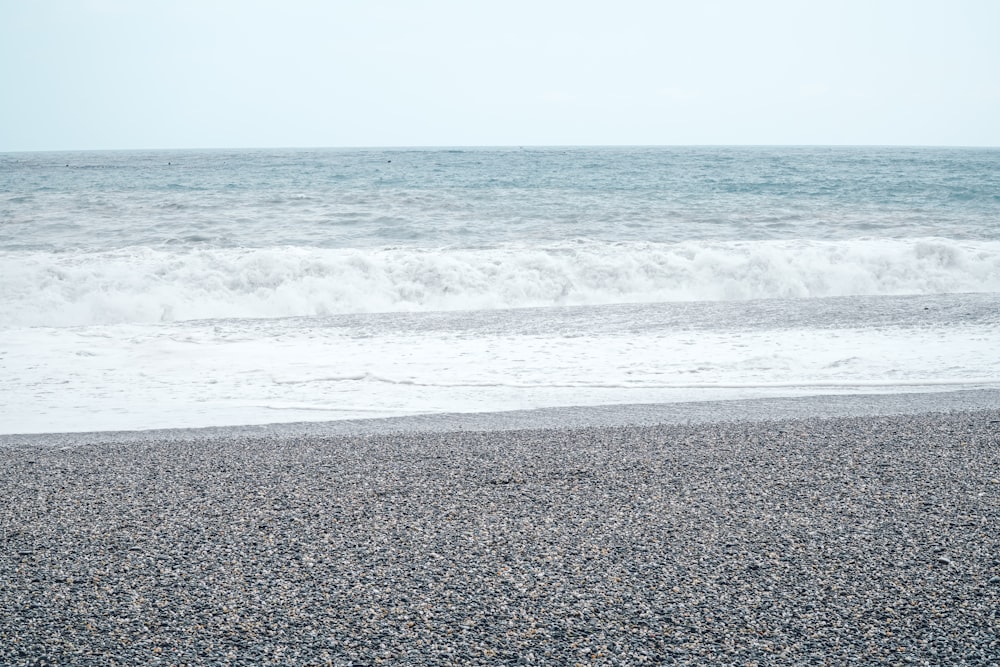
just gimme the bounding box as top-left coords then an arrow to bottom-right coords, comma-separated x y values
270,374 -> 1000,391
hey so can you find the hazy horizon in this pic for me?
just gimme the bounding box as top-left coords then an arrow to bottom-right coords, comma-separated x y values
6,143 -> 1000,155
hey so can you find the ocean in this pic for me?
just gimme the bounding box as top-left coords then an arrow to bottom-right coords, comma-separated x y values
2,146 -> 999,435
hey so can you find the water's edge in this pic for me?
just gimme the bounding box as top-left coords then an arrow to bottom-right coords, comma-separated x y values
5,388 -> 999,447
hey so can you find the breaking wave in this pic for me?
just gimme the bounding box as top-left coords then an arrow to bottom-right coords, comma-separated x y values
3,238 -> 999,328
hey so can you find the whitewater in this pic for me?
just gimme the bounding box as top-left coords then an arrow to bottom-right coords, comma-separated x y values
2,146 -> 999,434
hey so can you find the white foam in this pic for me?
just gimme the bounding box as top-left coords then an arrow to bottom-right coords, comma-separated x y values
2,312 -> 998,434
2,237 -> 999,328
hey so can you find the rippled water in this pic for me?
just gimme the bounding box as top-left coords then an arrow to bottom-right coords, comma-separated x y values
5,146 -> 999,252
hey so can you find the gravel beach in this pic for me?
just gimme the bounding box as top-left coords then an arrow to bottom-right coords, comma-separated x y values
2,408 -> 999,666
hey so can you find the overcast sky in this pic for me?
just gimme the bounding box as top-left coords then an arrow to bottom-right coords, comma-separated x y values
2,0 -> 998,151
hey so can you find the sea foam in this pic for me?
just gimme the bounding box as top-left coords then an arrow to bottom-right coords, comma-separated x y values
2,237 -> 998,328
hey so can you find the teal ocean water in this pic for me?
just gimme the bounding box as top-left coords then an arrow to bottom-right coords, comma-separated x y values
2,147 -> 999,433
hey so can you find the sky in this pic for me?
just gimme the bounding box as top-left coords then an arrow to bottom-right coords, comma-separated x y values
1,0 -> 998,151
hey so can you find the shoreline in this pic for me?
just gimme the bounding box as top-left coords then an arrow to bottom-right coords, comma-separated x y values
4,386 -> 1000,447
3,405 -> 999,664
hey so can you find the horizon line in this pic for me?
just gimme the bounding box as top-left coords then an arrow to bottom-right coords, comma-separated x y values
4,142 -> 999,154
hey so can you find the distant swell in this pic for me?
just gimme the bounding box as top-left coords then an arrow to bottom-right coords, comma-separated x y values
2,238 -> 999,328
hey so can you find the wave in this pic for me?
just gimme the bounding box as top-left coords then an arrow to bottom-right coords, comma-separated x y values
2,238 -> 999,328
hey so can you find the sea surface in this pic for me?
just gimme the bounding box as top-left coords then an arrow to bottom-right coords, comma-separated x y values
2,146 -> 999,434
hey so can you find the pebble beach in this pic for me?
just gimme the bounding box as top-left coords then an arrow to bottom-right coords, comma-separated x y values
2,408 -> 999,666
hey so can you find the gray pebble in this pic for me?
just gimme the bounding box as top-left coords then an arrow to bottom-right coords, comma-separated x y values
2,409 -> 999,665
